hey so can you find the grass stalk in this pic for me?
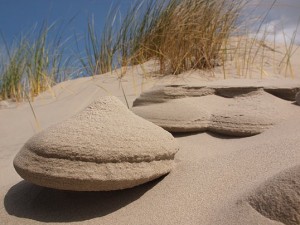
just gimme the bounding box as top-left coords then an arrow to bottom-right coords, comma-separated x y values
0,21 -> 73,101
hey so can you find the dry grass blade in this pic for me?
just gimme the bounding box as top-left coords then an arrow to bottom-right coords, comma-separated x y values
279,17 -> 300,78
100,0 -> 249,75
25,93 -> 41,131
0,34 -> 28,101
80,5 -> 119,76
0,21 -> 74,101
119,79 -> 129,109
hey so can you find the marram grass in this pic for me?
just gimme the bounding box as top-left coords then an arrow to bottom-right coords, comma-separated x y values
92,0 -> 297,78
0,22 -> 73,101
1,0 -> 298,101
96,0 -> 249,75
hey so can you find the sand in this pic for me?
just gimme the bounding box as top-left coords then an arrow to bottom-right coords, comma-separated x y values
13,96 -> 178,191
1,54 -> 300,224
132,88 -> 299,136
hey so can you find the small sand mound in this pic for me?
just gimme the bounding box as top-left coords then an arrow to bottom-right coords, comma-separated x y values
13,96 -> 179,191
247,165 -> 300,225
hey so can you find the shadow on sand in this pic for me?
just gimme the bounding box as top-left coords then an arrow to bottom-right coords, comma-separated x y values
4,178 -> 163,222
173,131 -> 243,140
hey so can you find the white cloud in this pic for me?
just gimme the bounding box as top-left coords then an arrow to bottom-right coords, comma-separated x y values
244,0 -> 300,44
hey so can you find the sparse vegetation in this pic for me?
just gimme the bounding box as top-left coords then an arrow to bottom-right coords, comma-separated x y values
98,0 -> 249,75
0,22 -> 74,101
0,36 -> 27,101
1,0 -> 299,101
93,0 -> 298,78
78,3 -> 120,77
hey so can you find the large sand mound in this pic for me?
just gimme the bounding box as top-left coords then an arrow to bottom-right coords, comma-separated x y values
247,165 -> 300,225
13,96 -> 179,191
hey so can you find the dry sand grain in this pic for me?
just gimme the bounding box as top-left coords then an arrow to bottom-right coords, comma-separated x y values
0,48 -> 300,224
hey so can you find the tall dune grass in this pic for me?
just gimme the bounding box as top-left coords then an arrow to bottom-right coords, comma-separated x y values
1,0 -> 298,101
87,0 -> 298,79
0,22 -> 73,101
222,1 -> 299,79
79,6 -> 118,77
95,0 -> 249,75
0,36 -> 28,101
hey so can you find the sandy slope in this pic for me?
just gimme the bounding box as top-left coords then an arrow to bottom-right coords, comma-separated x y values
0,56 -> 300,224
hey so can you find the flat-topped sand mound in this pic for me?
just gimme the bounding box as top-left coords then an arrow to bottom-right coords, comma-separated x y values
133,79 -> 300,106
133,83 -> 300,136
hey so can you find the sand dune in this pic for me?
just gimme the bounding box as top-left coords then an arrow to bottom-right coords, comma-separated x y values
0,60 -> 300,224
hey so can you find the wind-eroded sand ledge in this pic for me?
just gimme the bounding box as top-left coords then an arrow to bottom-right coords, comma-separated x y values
0,61 -> 300,225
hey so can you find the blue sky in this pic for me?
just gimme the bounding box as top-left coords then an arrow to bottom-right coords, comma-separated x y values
0,0 -> 133,73
0,0 -> 131,41
251,0 -> 300,44
0,0 -> 299,51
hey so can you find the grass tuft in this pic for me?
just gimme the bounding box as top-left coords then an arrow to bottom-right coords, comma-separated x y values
1,0 -> 299,101
0,22 -> 74,101
100,0 -> 248,75
97,0 -> 298,79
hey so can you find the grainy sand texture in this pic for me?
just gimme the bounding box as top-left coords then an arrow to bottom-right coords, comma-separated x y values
1,47 -> 300,225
